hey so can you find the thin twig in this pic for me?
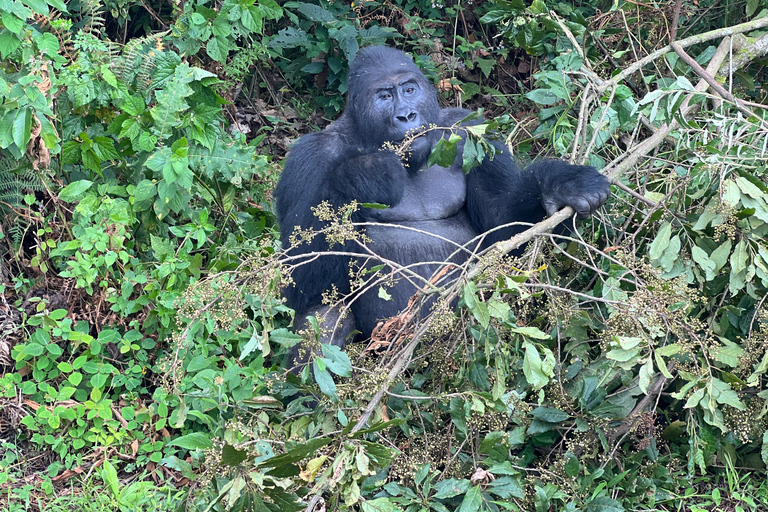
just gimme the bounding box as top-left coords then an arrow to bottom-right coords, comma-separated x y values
670,0 -> 683,41
670,41 -> 768,129
602,16 -> 768,92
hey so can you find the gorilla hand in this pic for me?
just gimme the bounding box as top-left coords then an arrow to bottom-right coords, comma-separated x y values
330,150 -> 408,208
403,133 -> 435,171
532,161 -> 611,219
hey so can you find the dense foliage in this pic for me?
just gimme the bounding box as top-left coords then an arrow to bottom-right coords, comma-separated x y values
1,0 -> 768,511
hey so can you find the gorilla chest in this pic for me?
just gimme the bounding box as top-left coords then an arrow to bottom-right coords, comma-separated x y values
363,162 -> 477,265
372,163 -> 466,222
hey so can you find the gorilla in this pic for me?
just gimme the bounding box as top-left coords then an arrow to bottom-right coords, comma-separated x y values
274,46 -> 610,348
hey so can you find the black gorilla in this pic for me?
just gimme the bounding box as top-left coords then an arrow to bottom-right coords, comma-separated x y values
275,46 -> 609,344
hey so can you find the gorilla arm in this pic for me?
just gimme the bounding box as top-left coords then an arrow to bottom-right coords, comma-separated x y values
464,142 -> 611,246
274,130 -> 410,313
327,149 -> 408,212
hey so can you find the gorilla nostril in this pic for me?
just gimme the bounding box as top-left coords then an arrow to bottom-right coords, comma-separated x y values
395,112 -> 418,126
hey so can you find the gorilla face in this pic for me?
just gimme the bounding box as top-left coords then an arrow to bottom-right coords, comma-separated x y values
346,47 -> 441,161
372,77 -> 426,138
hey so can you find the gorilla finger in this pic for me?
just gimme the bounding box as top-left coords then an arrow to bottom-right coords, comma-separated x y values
543,200 -> 561,217
572,197 -> 596,219
597,184 -> 611,203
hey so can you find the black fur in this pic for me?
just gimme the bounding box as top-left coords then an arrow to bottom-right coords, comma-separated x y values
274,46 -> 610,342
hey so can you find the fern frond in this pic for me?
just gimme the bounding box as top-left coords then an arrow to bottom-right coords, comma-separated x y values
8,221 -> 27,247
0,160 -> 47,214
81,0 -> 105,36
113,32 -> 169,92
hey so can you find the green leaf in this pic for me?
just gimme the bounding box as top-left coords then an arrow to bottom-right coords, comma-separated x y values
654,350 -> 673,378
714,338 -> 744,367
470,301 -> 490,329
168,432 -> 214,450
241,4 -> 263,32
59,180 -> 94,202
221,444 -> 248,466
586,496 -> 624,512
361,498 -> 397,512
487,476 -> 524,499
427,137 -> 460,168
530,407 -> 569,423
133,179 -> 157,211
710,240 -> 732,273
523,341 -> 551,389
49,309 -> 67,320
313,359 -> 338,399
350,418 -> 406,437
119,117 -> 140,141
747,0 -> 758,17
12,107 -> 32,149
22,0 -> 49,15
475,57 -> 495,78
0,111 -> 15,148
723,180 -> 741,206
378,286 -> 392,301
259,0 -> 282,19
46,0 -> 68,11
457,485 -> 482,512
729,240 -> 749,294
139,130 -> 157,152
487,297 -> 510,320
2,13 -> 24,34
691,246 -> 716,280
269,27 -> 309,50
93,137 -> 120,161
206,36 -> 229,62
37,114 -> 57,149
710,377 -> 745,410
37,32 -> 59,55
320,343 -> 352,377
0,30 -> 22,59
260,437 -> 334,468
433,478 -> 470,499
270,328 -> 302,348
527,418 -> 558,434
101,460 -> 120,499
289,1 -> 336,22
211,15 -> 231,38
461,137 -> 483,174
329,24 -> 358,61
511,326 -> 550,339
638,358 -> 653,394
649,222 -> 672,261
684,387 -> 705,409
526,88 -> 560,105
121,95 -> 145,116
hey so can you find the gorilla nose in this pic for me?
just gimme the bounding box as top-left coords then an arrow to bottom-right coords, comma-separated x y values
395,111 -> 421,130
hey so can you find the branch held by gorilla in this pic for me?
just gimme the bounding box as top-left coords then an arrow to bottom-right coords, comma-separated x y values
273,45 -> 611,386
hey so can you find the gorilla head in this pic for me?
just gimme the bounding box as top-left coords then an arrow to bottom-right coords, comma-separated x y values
346,46 -> 441,165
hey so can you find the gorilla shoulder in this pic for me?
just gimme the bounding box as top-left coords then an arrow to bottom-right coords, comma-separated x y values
438,107 -> 477,127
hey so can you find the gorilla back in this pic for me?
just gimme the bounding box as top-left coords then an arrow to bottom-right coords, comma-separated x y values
274,46 -> 610,344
